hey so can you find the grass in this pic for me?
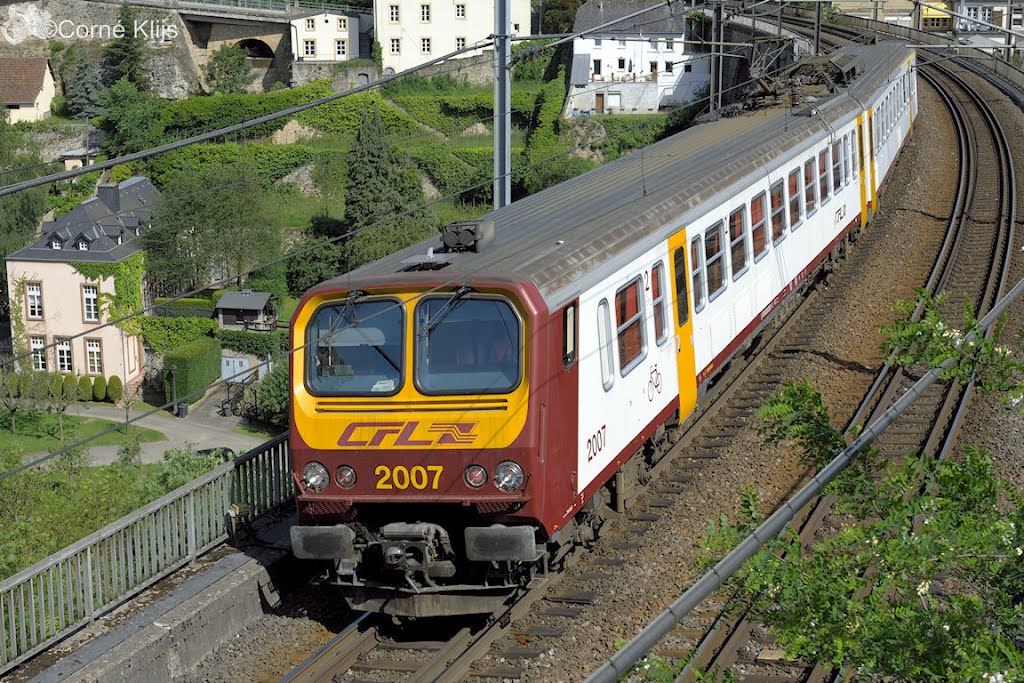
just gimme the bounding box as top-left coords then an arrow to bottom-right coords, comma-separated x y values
0,416 -> 165,453
233,421 -> 284,439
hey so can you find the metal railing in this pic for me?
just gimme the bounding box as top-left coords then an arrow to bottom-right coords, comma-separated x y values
0,431 -> 292,675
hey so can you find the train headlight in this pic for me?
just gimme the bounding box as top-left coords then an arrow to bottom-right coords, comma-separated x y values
493,461 -> 525,492
336,465 -> 357,489
464,465 -> 487,488
302,462 -> 329,492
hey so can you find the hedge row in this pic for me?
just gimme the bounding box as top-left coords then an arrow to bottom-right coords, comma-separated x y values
140,316 -> 219,354
2,372 -> 123,403
161,81 -> 334,140
153,297 -> 215,319
147,143 -> 317,186
390,89 -> 538,136
163,337 -> 221,406
296,92 -> 420,136
407,143 -> 490,202
217,329 -> 288,358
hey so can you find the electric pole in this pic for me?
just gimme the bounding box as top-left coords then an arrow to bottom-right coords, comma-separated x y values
494,0 -> 512,209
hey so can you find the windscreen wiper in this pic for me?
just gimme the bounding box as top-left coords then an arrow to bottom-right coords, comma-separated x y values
422,286 -> 473,335
339,289 -> 367,322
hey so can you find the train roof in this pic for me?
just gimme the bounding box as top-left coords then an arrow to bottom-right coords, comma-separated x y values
331,42 -> 914,311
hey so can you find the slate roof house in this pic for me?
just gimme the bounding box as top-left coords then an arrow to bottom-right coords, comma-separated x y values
0,58 -> 56,124
215,289 -> 275,331
5,177 -> 158,389
567,0 -> 711,114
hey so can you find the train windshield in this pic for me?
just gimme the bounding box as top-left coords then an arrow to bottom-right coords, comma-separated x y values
415,297 -> 521,394
306,298 -> 403,396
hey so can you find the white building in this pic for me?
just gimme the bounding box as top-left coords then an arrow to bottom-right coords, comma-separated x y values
373,0 -> 531,73
291,12 -> 361,62
956,0 -> 1022,38
567,0 -> 711,115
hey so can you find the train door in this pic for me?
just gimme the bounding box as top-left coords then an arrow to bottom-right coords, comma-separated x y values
867,108 -> 878,217
856,114 -> 869,228
667,229 -> 698,419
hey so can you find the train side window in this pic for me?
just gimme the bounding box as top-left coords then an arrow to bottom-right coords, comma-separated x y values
673,246 -> 690,325
770,180 -> 786,243
818,150 -> 831,204
615,277 -> 647,375
651,261 -> 669,345
690,236 -> 706,313
842,136 -> 850,186
563,303 -> 577,368
750,192 -> 768,261
803,159 -> 817,216
853,129 -> 860,176
597,299 -> 614,391
831,141 -> 842,193
729,206 -> 748,279
705,222 -> 726,301
787,168 -> 802,230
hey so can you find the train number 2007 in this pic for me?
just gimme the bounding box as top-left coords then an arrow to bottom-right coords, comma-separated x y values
586,425 -> 608,462
375,465 -> 444,490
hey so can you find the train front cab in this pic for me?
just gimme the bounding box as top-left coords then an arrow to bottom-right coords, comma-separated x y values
287,280 -> 559,616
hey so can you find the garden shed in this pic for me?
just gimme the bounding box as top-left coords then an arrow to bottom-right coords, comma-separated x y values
215,290 -> 274,331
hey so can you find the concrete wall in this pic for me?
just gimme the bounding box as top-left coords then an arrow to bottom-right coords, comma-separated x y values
6,259 -> 144,385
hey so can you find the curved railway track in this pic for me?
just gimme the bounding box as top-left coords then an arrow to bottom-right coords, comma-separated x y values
275,28 -> 1017,683
666,31 -> 1018,683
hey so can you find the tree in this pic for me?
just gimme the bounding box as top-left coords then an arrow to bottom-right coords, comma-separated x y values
66,59 -> 106,120
700,296 -> 1024,682
256,361 -> 288,429
98,77 -> 164,154
0,119 -> 48,319
145,160 -> 281,294
244,264 -> 288,317
342,104 -> 434,270
45,372 -> 80,442
0,370 -> 23,435
103,3 -> 149,89
286,215 -> 347,295
205,44 -> 255,95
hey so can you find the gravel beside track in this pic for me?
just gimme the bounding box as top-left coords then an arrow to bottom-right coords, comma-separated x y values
184,82 -> 957,683
951,68 -> 1024,485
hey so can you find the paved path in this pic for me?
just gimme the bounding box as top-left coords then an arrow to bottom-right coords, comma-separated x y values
56,402 -> 270,466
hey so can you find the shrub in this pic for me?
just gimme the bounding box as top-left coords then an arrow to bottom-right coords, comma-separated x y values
78,375 -> 92,400
217,329 -> 288,358
107,375 -> 123,403
163,336 -> 221,405
92,376 -> 107,401
153,297 -> 215,319
63,374 -> 78,397
139,316 -> 218,354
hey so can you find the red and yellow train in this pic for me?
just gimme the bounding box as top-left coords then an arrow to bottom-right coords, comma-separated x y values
288,43 -> 918,616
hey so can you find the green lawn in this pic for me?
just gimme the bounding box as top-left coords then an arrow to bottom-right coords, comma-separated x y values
1,415 -> 165,453
233,421 -> 284,439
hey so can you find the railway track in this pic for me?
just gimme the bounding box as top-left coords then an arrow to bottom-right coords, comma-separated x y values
657,29 -> 1018,683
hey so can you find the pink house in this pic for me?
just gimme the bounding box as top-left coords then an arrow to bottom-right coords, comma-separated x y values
5,178 -> 158,390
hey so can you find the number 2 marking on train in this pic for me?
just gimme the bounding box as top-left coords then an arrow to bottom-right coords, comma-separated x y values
586,425 -> 607,461
375,465 -> 443,490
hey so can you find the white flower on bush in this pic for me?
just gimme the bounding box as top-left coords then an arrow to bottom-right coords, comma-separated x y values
916,580 -> 930,597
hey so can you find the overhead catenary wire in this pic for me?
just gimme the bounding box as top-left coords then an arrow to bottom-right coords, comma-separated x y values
0,51 -> 814,479
1,35 -> 773,371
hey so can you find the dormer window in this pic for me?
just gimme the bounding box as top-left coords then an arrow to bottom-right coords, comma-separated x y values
117,234 -> 123,245
50,238 -> 62,250
77,240 -> 89,251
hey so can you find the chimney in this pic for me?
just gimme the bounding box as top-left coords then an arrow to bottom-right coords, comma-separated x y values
97,183 -> 120,213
